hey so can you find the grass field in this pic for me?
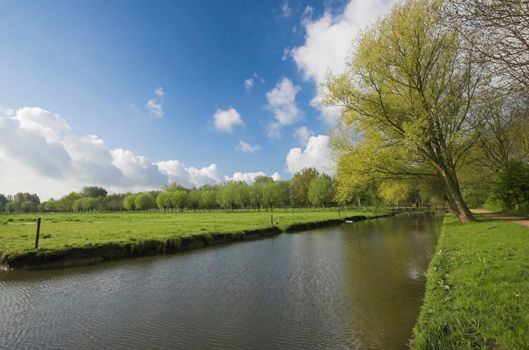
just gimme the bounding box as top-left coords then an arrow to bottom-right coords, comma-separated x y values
0,208 -> 379,260
411,215 -> 529,349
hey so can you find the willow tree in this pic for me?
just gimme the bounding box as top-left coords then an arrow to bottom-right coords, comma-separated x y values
327,0 -> 487,223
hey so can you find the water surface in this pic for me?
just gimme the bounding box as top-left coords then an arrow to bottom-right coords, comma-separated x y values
0,214 -> 442,349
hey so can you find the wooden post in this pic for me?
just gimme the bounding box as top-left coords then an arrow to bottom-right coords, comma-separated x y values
35,218 -> 41,249
270,214 -> 274,227
213,214 -> 217,231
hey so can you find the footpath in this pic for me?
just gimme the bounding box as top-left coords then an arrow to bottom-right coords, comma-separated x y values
472,208 -> 529,228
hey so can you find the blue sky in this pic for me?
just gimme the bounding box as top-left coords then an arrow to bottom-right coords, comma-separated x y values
0,0 -> 395,198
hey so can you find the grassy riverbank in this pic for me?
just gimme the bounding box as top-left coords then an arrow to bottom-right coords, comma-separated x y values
0,209 -> 380,264
411,215 -> 529,349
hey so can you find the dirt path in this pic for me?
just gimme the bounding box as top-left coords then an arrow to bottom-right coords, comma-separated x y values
472,209 -> 529,228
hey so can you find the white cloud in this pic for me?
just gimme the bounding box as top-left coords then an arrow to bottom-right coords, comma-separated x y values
290,0 -> 396,123
213,107 -> 243,133
0,106 -> 276,198
157,161 -> 222,188
236,140 -> 261,153
286,135 -> 335,175
294,126 -> 315,146
281,1 -> 292,17
265,77 -> 301,137
224,171 -> 281,184
244,78 -> 254,90
146,86 -> 165,118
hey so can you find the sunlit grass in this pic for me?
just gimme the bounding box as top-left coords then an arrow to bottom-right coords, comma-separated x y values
0,208 -> 378,259
411,215 -> 529,349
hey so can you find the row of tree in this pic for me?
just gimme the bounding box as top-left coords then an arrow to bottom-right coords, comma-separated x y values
327,0 -> 529,223
0,169 -> 341,213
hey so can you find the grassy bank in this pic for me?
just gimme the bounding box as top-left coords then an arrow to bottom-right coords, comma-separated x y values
411,215 -> 529,349
0,209 -> 379,264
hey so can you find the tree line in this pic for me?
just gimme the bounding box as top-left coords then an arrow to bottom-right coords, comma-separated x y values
0,169 -> 346,213
327,0 -> 529,223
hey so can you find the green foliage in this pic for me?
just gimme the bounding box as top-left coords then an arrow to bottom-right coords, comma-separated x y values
169,191 -> 188,210
72,197 -> 100,211
123,194 -> 136,211
81,186 -> 108,198
327,0 -> 482,222
489,160 -> 529,210
411,215 -> 529,349
290,168 -> 319,207
199,189 -> 217,209
0,194 -> 7,212
134,193 -> 156,210
308,175 -> 334,208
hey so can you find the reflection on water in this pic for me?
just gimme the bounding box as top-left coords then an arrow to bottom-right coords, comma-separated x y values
0,213 -> 441,350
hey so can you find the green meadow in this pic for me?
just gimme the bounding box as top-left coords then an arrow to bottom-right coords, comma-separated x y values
0,209 -> 377,259
411,215 -> 529,349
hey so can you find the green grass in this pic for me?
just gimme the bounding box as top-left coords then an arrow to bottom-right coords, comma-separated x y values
411,215 -> 529,349
0,208 -> 379,260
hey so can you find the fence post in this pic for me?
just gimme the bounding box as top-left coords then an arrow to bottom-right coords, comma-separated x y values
213,214 -> 217,231
270,214 -> 273,228
35,218 -> 41,249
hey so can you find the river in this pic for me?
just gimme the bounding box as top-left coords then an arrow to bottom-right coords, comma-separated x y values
0,213 -> 442,350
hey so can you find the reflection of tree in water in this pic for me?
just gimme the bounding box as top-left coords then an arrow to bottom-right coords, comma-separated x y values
338,214 -> 442,349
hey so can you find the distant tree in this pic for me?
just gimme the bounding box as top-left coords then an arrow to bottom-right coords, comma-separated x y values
187,190 -> 201,210
57,192 -> 82,211
164,182 -> 189,192
276,180 -> 291,207
170,191 -> 188,210
134,193 -> 156,210
101,194 -> 125,211
0,194 -> 7,212
5,202 -> 17,213
156,192 -> 173,210
72,199 -> 82,212
82,186 -> 108,198
123,194 -> 136,211
217,182 -> 238,210
199,189 -> 217,210
290,168 -> 319,207
490,160 -> 529,210
233,182 -> 251,209
72,198 -> 100,211
308,175 -> 334,208
39,198 -> 58,212
12,193 -> 40,212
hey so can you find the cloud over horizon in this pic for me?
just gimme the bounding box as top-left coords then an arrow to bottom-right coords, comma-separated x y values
286,134 -> 335,176
0,106 -> 289,199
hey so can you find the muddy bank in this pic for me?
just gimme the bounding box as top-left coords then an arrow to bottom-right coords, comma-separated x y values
1,214 -> 393,270
1,227 -> 280,270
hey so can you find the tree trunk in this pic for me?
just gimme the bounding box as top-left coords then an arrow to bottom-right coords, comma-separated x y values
440,169 -> 475,223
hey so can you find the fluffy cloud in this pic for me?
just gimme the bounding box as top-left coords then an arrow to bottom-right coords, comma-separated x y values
236,140 -> 261,153
0,106 -> 276,198
146,86 -> 165,118
294,126 -> 314,146
265,77 -> 301,137
156,161 -> 221,188
213,107 -> 243,133
290,0 -> 395,123
286,135 -> 335,175
281,1 -> 292,17
244,78 -> 254,90
224,171 -> 281,184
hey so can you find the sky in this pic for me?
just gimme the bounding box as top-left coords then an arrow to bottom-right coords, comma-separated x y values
0,0 -> 396,199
